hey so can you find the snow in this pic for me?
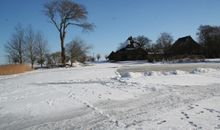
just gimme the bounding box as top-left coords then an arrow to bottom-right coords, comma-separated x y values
0,62 -> 220,130
205,58 -> 220,62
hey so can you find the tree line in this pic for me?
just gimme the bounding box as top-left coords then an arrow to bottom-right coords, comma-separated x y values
5,0 -> 94,68
5,24 -> 48,68
4,24 -> 92,68
197,25 -> 220,58
118,25 -> 220,59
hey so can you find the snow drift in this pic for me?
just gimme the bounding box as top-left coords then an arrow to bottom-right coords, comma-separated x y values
118,68 -> 218,79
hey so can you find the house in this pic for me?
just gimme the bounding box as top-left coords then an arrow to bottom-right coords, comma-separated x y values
108,36 -> 148,61
169,36 -> 203,56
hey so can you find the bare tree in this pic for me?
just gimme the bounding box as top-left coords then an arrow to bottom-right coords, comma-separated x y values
135,35 -> 151,49
6,53 -> 18,64
118,35 -> 151,50
5,24 -> 25,64
66,38 -> 91,66
25,26 -> 38,69
36,32 -> 49,67
44,0 -> 94,66
155,32 -> 173,54
96,54 -> 101,61
197,25 -> 220,58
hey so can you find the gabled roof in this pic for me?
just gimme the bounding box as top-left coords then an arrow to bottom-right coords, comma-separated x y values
173,36 -> 198,47
169,36 -> 202,55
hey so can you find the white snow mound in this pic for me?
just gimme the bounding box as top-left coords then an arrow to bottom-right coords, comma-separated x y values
120,72 -> 143,78
169,70 -> 188,75
119,68 -> 217,79
191,68 -> 214,74
144,71 -> 163,76
144,70 -> 187,76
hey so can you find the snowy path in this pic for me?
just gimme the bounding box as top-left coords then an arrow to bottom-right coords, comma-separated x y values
0,62 -> 220,130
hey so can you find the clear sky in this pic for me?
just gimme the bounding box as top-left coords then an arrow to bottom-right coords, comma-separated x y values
0,0 -> 220,64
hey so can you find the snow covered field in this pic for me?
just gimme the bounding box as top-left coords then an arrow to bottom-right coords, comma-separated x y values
0,62 -> 220,130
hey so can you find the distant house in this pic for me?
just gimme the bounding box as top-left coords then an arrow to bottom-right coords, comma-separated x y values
169,36 -> 203,56
108,36 -> 148,61
108,35 -> 204,62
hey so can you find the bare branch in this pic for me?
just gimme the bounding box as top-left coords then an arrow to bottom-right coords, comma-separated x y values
66,22 -> 95,31
4,24 -> 25,64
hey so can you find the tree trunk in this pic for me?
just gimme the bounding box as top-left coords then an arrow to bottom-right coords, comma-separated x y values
71,60 -> 73,67
19,40 -> 23,64
19,56 -> 22,64
19,49 -> 23,64
40,52 -> 44,68
31,62 -> 34,69
60,37 -> 66,66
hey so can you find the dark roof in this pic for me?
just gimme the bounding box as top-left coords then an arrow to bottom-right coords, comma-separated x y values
108,36 -> 149,61
108,48 -> 148,61
169,36 -> 202,55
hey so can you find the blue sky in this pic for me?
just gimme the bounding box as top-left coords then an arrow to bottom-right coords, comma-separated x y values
0,0 -> 220,64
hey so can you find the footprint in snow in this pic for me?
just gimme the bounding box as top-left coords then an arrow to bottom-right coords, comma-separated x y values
205,108 -> 214,113
46,100 -> 54,106
157,120 -> 166,125
217,115 -> 220,120
196,111 -> 204,114
187,105 -> 194,110
86,104 -> 90,108
188,121 -> 197,127
181,112 -> 189,119
204,108 -> 220,114
214,124 -> 220,129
